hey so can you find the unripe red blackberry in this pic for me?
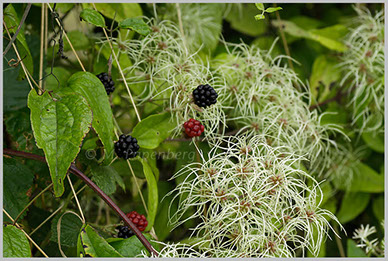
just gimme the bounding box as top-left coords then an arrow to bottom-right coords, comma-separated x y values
126,211 -> 148,232
114,134 -> 139,160
184,118 -> 204,138
97,72 -> 115,95
192,84 -> 218,108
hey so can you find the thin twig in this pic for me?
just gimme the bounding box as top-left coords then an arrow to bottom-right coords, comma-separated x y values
39,4 -> 45,93
29,203 -> 63,236
273,4 -> 294,72
176,3 -> 187,49
13,183 -> 53,225
67,175 -> 85,222
3,209 -> 49,258
3,148 -> 158,256
91,3 -> 141,122
334,224 -> 346,257
3,3 -> 32,55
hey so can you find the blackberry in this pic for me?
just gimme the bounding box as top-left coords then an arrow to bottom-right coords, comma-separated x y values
114,134 -> 140,160
97,72 -> 115,95
126,211 -> 148,232
183,118 -> 204,138
117,225 -> 134,239
192,84 -> 218,108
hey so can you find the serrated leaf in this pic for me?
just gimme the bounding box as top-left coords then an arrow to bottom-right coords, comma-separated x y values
66,72 -> 115,163
265,7 -> 282,13
347,239 -> 367,257
119,18 -> 151,36
3,158 -> 34,222
362,132 -> 384,153
80,9 -> 105,28
337,192 -> 370,224
132,112 -> 174,150
51,213 -> 83,247
78,225 -> 122,257
137,158 -> 158,231
109,234 -> 158,257
3,225 -> 31,257
91,165 -> 124,195
28,90 -> 92,196
255,3 -> 264,11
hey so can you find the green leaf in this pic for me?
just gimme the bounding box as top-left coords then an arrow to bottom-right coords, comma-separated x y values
78,225 -> 122,257
272,20 -> 347,51
309,55 -> 342,103
119,18 -> 151,36
3,158 -> 35,222
28,90 -> 92,196
109,234 -> 158,257
255,14 -> 265,20
3,4 -> 34,80
80,9 -> 105,28
337,192 -> 370,224
265,7 -> 282,13
309,25 -> 348,52
362,132 -> 384,153
66,72 -> 115,163
88,3 -> 143,22
372,195 -> 384,221
44,67 -> 72,92
137,158 -> 158,231
347,239 -> 367,257
225,4 -> 267,37
255,3 -> 264,11
51,212 -> 84,247
334,161 -> 384,193
3,225 -> 31,257
91,165 -> 125,195
64,30 -> 90,51
132,112 -> 174,150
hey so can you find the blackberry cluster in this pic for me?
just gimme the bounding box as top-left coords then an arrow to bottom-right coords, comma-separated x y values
114,134 -> 139,159
117,225 -> 134,239
184,118 -> 204,138
192,84 -> 218,108
96,72 -> 115,95
126,211 -> 148,231
117,211 -> 148,239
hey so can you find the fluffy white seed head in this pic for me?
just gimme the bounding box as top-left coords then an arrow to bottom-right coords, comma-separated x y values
167,135 -> 340,257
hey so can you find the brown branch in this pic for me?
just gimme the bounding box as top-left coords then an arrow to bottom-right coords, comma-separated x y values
3,3 -> 32,55
3,148 -> 158,257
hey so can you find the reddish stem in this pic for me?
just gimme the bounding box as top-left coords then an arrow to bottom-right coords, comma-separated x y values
3,148 -> 158,257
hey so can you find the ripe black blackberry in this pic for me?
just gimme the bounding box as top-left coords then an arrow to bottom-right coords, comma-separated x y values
117,225 -> 134,239
96,72 -> 115,95
192,84 -> 218,108
114,134 -> 140,160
